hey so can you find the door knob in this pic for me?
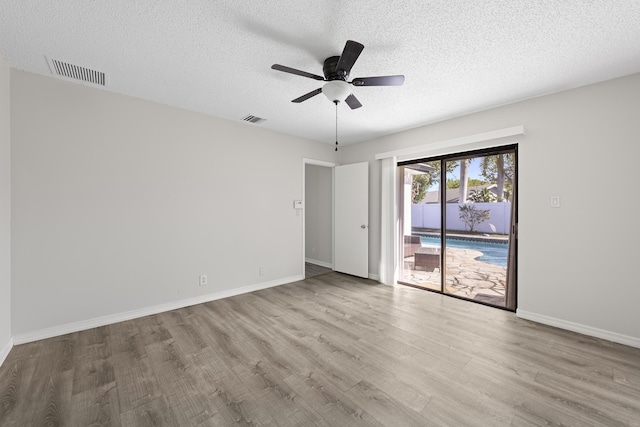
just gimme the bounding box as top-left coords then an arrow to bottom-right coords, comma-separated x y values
361,225 -> 367,229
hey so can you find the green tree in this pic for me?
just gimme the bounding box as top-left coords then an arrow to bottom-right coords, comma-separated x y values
411,174 -> 431,204
447,178 -> 487,190
458,205 -> 491,232
410,160 -> 457,203
468,187 -> 497,203
427,160 -> 457,190
480,153 -> 515,201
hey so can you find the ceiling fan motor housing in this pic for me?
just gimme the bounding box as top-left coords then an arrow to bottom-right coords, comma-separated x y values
323,56 -> 347,80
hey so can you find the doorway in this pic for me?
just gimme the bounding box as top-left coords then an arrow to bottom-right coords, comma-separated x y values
398,145 -> 517,310
304,161 -> 334,278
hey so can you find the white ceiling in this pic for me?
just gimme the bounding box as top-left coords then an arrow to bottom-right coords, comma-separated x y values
1,1 -> 640,145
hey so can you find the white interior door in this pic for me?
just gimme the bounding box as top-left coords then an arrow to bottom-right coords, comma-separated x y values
334,162 -> 369,278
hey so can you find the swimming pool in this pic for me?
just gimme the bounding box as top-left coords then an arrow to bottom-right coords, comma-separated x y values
419,235 -> 508,267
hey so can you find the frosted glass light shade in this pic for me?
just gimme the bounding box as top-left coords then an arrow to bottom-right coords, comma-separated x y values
322,80 -> 351,102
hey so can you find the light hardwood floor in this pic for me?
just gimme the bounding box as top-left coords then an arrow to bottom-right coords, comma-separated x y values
1,272 -> 639,426
305,262 -> 332,279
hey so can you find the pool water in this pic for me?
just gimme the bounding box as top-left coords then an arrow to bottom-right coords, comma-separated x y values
420,235 -> 508,267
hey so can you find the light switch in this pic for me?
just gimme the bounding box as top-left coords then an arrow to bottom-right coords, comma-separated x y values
550,196 -> 561,208
294,200 -> 303,209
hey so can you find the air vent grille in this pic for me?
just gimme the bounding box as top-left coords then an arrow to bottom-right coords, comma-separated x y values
241,115 -> 266,124
47,58 -> 106,86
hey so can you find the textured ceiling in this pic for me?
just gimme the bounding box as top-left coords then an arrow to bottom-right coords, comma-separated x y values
1,1 -> 640,145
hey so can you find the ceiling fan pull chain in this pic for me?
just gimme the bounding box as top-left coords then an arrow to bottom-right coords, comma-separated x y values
335,100 -> 339,151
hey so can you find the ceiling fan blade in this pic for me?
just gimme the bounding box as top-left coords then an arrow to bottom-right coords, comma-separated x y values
345,94 -> 362,109
292,88 -> 323,103
271,64 -> 325,81
336,40 -> 364,75
351,75 -> 405,86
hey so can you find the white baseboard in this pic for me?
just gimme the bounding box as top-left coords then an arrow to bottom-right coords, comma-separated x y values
13,275 -> 302,345
0,337 -> 13,368
305,258 -> 332,269
517,310 -> 640,349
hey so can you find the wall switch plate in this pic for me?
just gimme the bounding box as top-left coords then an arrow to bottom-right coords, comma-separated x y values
294,200 -> 303,209
550,196 -> 561,208
199,275 -> 208,286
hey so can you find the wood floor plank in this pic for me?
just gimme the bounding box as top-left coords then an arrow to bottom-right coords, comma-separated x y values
282,372 -> 381,427
29,335 -> 76,381
119,396 -> 179,426
613,366 -> 640,392
0,357 -> 40,425
75,326 -> 111,361
533,370 -> 640,426
210,296 -> 366,393
72,356 -> 115,396
37,371 -> 73,427
108,319 -> 148,359
158,375 -> 220,426
135,314 -> 173,347
305,262 -> 332,278
110,351 -> 162,414
1,271 -> 639,426
258,286 -> 466,406
69,381 -> 121,427
144,339 -> 191,394
207,297 -> 366,423
421,394 -> 513,426
344,379 -> 429,427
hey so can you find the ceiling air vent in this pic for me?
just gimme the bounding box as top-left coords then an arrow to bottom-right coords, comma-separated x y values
46,57 -> 106,86
241,115 -> 266,124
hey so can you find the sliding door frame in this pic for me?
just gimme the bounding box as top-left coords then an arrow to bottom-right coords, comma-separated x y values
398,144 -> 518,311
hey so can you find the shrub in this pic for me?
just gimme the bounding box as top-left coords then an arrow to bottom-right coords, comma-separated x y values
458,205 -> 491,232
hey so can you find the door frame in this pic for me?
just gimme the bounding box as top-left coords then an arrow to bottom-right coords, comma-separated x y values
397,144 -> 518,310
302,158 -> 337,278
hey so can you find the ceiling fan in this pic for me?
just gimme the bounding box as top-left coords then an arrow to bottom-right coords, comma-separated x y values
271,40 -> 405,109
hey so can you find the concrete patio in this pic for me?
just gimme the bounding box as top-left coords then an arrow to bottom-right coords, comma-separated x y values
401,246 -> 507,307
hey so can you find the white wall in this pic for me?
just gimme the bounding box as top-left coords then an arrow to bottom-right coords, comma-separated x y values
412,202 -> 512,234
305,164 -> 332,267
7,67 -> 640,349
11,70 -> 336,339
339,73 -> 640,346
0,53 -> 12,363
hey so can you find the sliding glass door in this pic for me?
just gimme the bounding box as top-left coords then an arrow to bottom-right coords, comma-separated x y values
398,146 -> 517,310
398,161 -> 442,291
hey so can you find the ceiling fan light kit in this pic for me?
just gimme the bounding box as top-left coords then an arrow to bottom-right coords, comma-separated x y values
322,80 -> 352,103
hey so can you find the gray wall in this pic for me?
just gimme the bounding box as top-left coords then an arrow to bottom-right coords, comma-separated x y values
10,70 -> 336,337
5,66 -> 640,350
305,164 -> 332,267
339,73 -> 640,344
0,53 -> 11,361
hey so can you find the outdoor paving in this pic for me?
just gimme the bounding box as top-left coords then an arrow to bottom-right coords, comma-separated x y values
402,247 -> 507,307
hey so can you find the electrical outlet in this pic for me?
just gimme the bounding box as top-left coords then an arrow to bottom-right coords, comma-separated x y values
259,267 -> 264,276
199,275 -> 208,286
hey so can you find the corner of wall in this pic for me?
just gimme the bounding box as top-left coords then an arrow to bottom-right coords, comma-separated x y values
0,337 -> 13,367
0,52 -> 12,368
